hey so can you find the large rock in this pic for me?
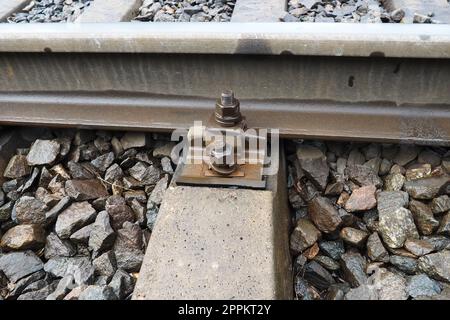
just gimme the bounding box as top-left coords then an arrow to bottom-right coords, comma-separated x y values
91,152 -> 115,173
290,218 -> 321,254
113,222 -> 144,272
55,202 -> 97,239
109,269 -> 135,299
0,224 -> 46,250
375,268 -> 408,300
120,132 -> 146,150
0,251 -> 44,283
366,232 -> 389,262
78,285 -> 118,300
376,191 -> 409,215
378,207 -> 419,249
44,232 -> 77,259
65,179 -> 109,201
437,212 -> 450,236
345,164 -> 382,188
3,155 -> 31,179
418,251 -> 450,282
407,274 -> 442,298
340,252 -> 367,288
303,261 -> 335,291
344,185 -> 377,212
148,174 -> 169,206
26,139 -> 61,166
319,240 -> 345,260
404,239 -> 434,257
390,255 -> 418,275
392,145 -> 419,166
308,196 -> 342,233
404,176 -> 450,200
44,256 -> 95,285
409,200 -> 439,235
15,196 -> 48,225
93,251 -> 117,281
431,195 -> 450,214
296,145 -> 329,190
88,210 -> 116,255
128,162 -> 161,185
105,196 -> 135,230
340,227 -> 369,248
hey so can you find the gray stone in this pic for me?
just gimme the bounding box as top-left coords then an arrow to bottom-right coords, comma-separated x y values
44,256 -> 94,285
161,157 -> 173,173
313,255 -> 340,271
0,251 -> 43,283
46,275 -> 75,300
407,274 -> 441,298
17,281 -> 58,300
367,232 -> 389,262
65,179 -> 109,201
437,212 -> 450,236
69,224 -> 93,244
375,268 -> 408,300
104,163 -> 123,183
308,196 -> 342,233
8,270 -> 46,297
404,239 -> 434,257
304,261 -> 335,290
409,200 -> 439,235
0,201 -> 13,222
404,176 -> 450,200
377,190 -> 410,219
418,251 -> 450,282
113,222 -> 144,272
120,132 -> 146,150
345,164 -> 382,188
152,141 -> 176,158
296,145 -> 329,190
340,227 -> 369,248
67,161 -> 96,180
93,251 -> 117,281
128,162 -> 161,185
78,285 -> 118,300
345,284 -> 378,300
379,158 -> 392,176
340,252 -> 367,288
3,155 -> 31,179
148,174 -> 169,206
390,255 -> 418,275
347,149 -> 366,166
379,206 -> 419,249
431,195 -> 450,214
89,210 -> 116,255
45,196 -> 72,225
26,139 -> 61,166
384,173 -> 405,191
18,167 -> 40,193
44,232 -> 77,259
91,152 -> 115,173
55,201 -> 97,239
319,240 -> 345,261
109,269 -> 135,299
105,196 -> 135,230
290,218 -> 321,254
0,224 -> 46,251
15,196 -> 48,225
392,145 -> 419,166
418,149 -> 441,167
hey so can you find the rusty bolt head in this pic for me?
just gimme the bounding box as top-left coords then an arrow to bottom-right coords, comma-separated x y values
215,90 -> 242,127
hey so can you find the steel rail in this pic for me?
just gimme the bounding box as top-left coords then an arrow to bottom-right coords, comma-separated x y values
0,23 -> 449,144
0,23 -> 450,58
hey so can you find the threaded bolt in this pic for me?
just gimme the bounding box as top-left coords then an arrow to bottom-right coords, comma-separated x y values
220,90 -> 235,106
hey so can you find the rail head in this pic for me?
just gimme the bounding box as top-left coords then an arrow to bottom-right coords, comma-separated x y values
0,22 -> 450,58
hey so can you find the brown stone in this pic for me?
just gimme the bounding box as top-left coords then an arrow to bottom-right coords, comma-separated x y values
340,227 -> 369,248
290,218 -> 321,254
65,179 -> 109,201
404,239 -> 434,257
308,196 -> 342,233
15,196 -> 48,225
409,200 -> 439,235
344,185 -> 377,212
366,232 -> 389,262
3,155 -> 31,179
0,225 -> 46,250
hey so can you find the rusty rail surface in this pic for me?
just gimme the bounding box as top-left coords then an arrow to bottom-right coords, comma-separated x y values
0,23 -> 449,144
